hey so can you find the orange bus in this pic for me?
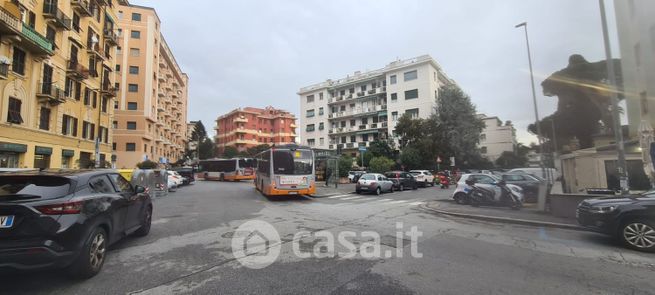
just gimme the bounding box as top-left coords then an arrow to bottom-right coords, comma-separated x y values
199,158 -> 256,181
255,144 -> 315,196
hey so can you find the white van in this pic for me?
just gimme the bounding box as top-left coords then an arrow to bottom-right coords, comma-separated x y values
507,168 -> 559,183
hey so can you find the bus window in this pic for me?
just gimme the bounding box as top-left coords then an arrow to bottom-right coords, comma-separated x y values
273,150 -> 312,175
258,152 -> 270,175
239,158 -> 256,169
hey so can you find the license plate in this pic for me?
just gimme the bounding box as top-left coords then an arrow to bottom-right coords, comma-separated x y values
360,187 -> 368,190
0,215 -> 14,229
288,191 -> 298,195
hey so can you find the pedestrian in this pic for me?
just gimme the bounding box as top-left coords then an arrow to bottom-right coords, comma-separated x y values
325,167 -> 332,187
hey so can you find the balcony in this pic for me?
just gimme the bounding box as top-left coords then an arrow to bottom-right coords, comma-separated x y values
0,5 -> 20,34
233,116 -> 248,123
103,29 -> 118,46
36,82 -> 66,105
86,42 -> 104,60
71,0 -> 93,16
66,61 -> 89,80
101,78 -> 117,97
20,23 -> 55,56
43,2 -> 72,30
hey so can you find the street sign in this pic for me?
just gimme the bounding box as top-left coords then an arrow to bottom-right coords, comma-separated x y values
358,147 -> 367,152
437,156 -> 442,163
450,157 -> 455,166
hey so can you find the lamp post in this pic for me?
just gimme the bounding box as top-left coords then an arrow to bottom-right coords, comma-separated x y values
599,0 -> 629,195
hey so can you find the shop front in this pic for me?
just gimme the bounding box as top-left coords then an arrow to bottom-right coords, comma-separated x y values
0,142 -> 27,168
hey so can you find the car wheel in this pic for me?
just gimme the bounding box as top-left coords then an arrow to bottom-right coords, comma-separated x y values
399,184 -> 404,191
133,206 -> 153,237
620,221 -> 655,252
389,186 -> 394,193
67,227 -> 108,279
454,193 -> 467,205
356,189 -> 361,194
375,187 -> 382,196
413,184 -> 418,190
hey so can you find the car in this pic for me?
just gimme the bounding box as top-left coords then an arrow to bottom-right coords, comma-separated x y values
356,173 -> 394,195
507,168 -> 559,184
500,173 -> 547,203
0,170 -> 152,278
173,168 -> 195,185
167,170 -> 184,190
409,170 -> 435,187
577,192 -> 655,252
452,173 -> 524,205
348,171 -> 366,183
384,171 -> 418,191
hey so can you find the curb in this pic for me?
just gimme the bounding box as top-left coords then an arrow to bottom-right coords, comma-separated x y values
308,192 -> 355,198
419,203 -> 587,231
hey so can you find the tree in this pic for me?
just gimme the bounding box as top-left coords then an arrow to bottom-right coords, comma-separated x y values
369,157 -> 395,174
368,139 -> 397,160
400,146 -> 422,170
246,144 -> 270,157
495,151 -> 528,169
137,160 -> 159,169
222,146 -> 238,158
338,155 -> 353,177
394,114 -> 425,148
198,138 -> 215,159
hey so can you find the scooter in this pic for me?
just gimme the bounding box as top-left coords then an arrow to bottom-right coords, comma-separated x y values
439,174 -> 450,189
464,179 -> 523,210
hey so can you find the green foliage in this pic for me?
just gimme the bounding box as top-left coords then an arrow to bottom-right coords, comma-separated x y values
246,144 -> 270,157
356,152 -> 374,167
222,146 -> 238,158
368,139 -> 397,159
137,160 -> 159,169
400,146 -> 422,170
338,155 -> 353,177
495,151 -> 528,169
198,138 -> 215,160
369,157 -> 395,174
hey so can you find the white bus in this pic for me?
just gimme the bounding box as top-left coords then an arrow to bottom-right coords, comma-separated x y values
198,158 -> 257,181
255,144 -> 315,196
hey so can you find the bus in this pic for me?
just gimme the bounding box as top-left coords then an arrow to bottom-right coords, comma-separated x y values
255,144 -> 315,196
198,158 -> 257,181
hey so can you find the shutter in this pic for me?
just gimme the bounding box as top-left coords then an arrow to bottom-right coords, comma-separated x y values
62,115 -> 68,134
72,118 -> 78,136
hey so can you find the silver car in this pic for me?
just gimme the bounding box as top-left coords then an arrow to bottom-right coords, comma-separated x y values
356,173 -> 394,195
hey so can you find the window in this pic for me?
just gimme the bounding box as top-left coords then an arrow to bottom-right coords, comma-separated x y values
306,95 -> 314,103
112,142 -> 117,150
392,111 -> 398,121
112,121 -> 118,129
391,93 -> 397,101
319,107 -> 324,115
109,174 -> 133,193
360,85 -> 366,92
131,13 -> 141,21
319,93 -> 323,100
306,124 -> 315,132
404,70 -> 417,81
319,138 -> 324,146
45,26 -> 56,47
130,48 -> 140,57
7,97 -> 22,124
62,115 -> 78,136
481,146 -> 488,154
405,108 -> 419,119
12,47 -> 26,75
362,134 -> 369,142
307,139 -> 315,146
130,30 -> 141,39
127,121 -> 137,130
82,121 -> 95,140
39,107 -> 50,130
92,92 -> 97,108
480,134 -> 486,141
128,84 -> 139,92
83,88 -> 90,105
28,11 -> 35,28
350,135 -> 356,143
117,47 -> 122,55
90,176 -> 115,194
306,109 -> 315,117
101,97 -> 108,113
390,75 -> 397,85
362,117 -> 368,124
405,89 -> 419,100
126,143 -> 136,151
127,102 -> 138,110
350,119 -> 356,127
318,122 -> 324,130
434,71 -> 437,81
129,66 -> 139,74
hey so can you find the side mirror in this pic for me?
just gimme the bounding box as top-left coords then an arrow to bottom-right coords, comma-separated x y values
134,185 -> 146,194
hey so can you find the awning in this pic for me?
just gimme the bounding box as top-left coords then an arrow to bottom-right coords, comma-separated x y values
0,142 -> 27,153
35,146 -> 53,155
62,149 -> 75,157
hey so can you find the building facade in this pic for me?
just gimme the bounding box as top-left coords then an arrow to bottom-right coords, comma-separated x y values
112,4 -> 188,168
478,114 -> 516,162
298,55 -> 453,157
214,106 -> 296,154
0,0 -> 122,169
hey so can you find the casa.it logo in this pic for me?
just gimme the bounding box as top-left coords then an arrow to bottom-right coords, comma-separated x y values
231,220 -> 281,269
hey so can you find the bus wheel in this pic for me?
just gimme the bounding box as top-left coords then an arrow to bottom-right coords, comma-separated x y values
219,174 -> 224,181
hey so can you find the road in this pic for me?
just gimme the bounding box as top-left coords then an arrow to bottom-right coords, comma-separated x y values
1,181 -> 654,294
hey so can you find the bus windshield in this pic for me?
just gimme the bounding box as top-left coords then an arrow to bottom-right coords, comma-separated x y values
238,158 -> 256,168
272,150 -> 312,175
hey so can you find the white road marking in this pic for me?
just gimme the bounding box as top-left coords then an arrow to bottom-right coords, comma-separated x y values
340,196 -> 364,200
327,194 -> 352,199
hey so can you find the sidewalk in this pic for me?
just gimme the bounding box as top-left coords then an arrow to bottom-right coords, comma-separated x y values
422,199 -> 584,230
312,183 -> 356,197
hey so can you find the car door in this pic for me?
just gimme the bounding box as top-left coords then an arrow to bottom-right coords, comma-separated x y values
474,175 -> 502,197
108,173 -> 143,233
378,175 -> 391,191
89,175 -> 127,242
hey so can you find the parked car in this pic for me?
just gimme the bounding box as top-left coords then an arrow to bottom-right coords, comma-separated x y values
577,192 -> 655,252
507,168 -> 559,184
167,171 -> 183,192
384,171 -> 418,191
500,173 -> 547,203
173,168 -> 195,185
348,171 -> 366,183
409,170 -> 435,187
0,170 -> 152,278
452,173 -> 523,205
356,173 -> 394,195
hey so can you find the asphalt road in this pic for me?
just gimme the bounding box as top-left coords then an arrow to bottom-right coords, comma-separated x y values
1,181 -> 655,295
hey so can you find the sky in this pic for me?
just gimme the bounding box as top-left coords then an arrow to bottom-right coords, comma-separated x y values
130,0 -> 620,144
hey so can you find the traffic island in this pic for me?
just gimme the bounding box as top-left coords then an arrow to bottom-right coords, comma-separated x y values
310,183 -> 357,198
421,199 -> 586,231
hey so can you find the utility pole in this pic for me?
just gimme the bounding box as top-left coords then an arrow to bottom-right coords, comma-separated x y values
599,0 -> 628,195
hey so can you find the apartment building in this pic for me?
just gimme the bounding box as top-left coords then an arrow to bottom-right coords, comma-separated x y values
0,0 -> 122,169
478,114 -> 517,162
298,55 -> 453,156
214,106 -> 296,154
112,4 -> 188,168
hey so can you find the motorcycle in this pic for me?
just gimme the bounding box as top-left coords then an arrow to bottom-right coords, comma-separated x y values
464,179 -> 523,210
439,174 -> 450,189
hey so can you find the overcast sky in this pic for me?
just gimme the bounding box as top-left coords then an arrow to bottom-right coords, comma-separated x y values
130,0 -> 619,144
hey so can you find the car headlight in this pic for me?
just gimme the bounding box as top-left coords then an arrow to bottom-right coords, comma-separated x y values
589,205 -> 618,214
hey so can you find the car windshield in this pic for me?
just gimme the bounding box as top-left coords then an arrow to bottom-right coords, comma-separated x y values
360,174 -> 376,180
0,176 -> 72,200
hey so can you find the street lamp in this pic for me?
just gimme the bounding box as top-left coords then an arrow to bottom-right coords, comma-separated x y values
599,0 -> 629,195
515,22 -> 546,180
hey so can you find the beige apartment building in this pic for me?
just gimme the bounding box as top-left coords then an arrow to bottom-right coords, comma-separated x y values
478,114 -> 516,162
112,4 -> 188,168
0,0 -> 122,169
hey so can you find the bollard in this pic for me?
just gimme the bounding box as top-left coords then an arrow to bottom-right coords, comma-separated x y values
537,179 -> 548,211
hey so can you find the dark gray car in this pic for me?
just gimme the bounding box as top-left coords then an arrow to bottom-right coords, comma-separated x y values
501,173 -> 545,202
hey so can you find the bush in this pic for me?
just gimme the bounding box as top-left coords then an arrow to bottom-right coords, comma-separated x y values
137,160 -> 159,169
369,157 -> 394,174
338,155 -> 353,177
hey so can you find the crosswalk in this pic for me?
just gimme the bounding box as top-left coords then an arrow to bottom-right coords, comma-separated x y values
320,193 -> 425,207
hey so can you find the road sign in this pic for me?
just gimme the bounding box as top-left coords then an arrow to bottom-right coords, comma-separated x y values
437,156 -> 442,163
358,147 -> 367,152
450,157 -> 455,166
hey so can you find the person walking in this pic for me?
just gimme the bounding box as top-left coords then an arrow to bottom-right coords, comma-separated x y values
325,167 -> 332,187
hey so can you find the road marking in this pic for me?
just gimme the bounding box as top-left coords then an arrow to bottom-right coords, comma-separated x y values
327,194 -> 352,199
340,196 -> 364,200
408,201 -> 424,206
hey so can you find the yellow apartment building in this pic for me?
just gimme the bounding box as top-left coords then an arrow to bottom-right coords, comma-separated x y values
0,0 -> 122,169
112,4 -> 188,168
